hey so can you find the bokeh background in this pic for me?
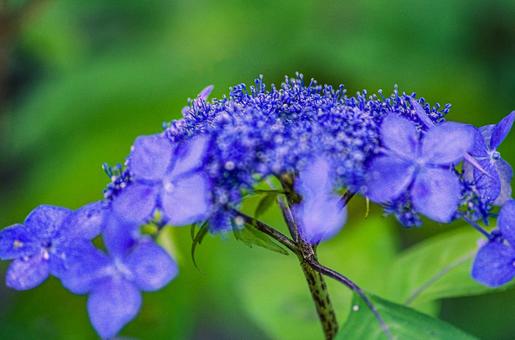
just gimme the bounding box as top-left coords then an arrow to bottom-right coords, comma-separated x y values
0,0 -> 514,339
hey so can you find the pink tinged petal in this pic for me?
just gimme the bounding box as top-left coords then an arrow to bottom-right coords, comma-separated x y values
295,196 -> 347,244
88,279 -> 142,339
168,135 -> 209,178
409,98 -> 435,128
6,255 -> 50,290
129,134 -> 173,181
295,157 -> 333,197
411,168 -> 461,223
125,241 -> 178,291
0,224 -> 38,260
490,111 -> 515,149
198,85 -> 214,101
366,155 -> 415,203
161,173 -> 211,226
380,114 -> 419,159
421,122 -> 475,164
24,205 -> 72,239
62,201 -> 106,240
471,241 -> 515,287
112,183 -> 158,223
60,245 -> 111,294
493,159 -> 513,206
498,200 -> 515,247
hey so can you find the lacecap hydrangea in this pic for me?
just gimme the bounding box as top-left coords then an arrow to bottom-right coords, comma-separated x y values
0,74 -> 513,338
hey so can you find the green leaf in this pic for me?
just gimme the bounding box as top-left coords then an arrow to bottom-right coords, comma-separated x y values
233,223 -> 289,255
254,192 -> 279,218
385,227 -> 508,308
336,294 -> 477,340
190,222 -> 209,268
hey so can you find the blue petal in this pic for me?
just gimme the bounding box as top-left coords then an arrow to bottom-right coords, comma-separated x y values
411,167 -> 460,223
161,173 -> 211,226
468,128 -> 489,158
129,134 -> 173,181
24,205 -> 72,240
0,224 -> 37,260
490,111 -> 515,149
87,278 -> 141,339
125,241 -> 178,291
498,200 -> 515,247
471,241 -> 515,287
409,98 -> 435,128
6,255 -> 50,290
295,157 -> 334,197
295,196 -> 347,244
474,159 -> 501,203
380,114 -> 419,160
62,201 -> 106,240
494,159 -> 513,206
168,135 -> 209,178
421,122 -> 475,164
366,155 -> 415,203
112,183 -> 158,223
60,244 -> 110,294
103,215 -> 139,258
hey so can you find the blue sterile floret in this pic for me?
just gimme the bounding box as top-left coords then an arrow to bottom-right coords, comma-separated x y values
60,214 -> 178,338
0,74 -> 513,338
464,112 -> 514,206
0,203 -> 105,290
472,200 -> 515,287
366,114 -> 475,223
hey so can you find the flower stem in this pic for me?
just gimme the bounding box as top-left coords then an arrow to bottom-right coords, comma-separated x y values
297,247 -> 340,339
279,173 -> 340,339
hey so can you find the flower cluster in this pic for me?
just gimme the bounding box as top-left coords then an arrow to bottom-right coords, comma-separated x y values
0,74 -> 513,338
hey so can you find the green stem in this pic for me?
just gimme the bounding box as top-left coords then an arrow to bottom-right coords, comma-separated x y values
298,248 -> 339,339
279,173 -> 339,340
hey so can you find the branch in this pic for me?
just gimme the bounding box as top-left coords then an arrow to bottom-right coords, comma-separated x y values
230,209 -> 298,254
308,260 -> 393,340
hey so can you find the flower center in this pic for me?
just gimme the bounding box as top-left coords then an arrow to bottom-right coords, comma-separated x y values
163,179 -> 175,193
490,150 -> 501,161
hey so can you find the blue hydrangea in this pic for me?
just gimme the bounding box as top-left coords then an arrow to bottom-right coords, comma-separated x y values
0,203 -> 105,290
366,114 -> 475,223
60,214 -> 178,338
112,133 -> 212,226
472,200 -> 515,287
464,112 -> 514,206
0,74 -> 513,338
165,75 -> 450,230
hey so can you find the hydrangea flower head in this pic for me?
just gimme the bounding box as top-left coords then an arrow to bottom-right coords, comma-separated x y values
0,203 -> 105,290
464,112 -> 514,206
472,199 -> 515,287
113,134 -> 212,226
61,215 -> 178,338
366,114 -> 475,222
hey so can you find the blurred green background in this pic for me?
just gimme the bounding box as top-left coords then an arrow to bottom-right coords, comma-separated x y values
0,0 -> 514,339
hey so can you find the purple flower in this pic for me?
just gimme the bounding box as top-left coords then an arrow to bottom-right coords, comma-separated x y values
0,203 -> 105,290
472,200 -> 515,287
464,112 -> 514,206
366,114 -> 475,222
294,157 -> 347,244
112,134 -> 212,226
60,215 -> 178,339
